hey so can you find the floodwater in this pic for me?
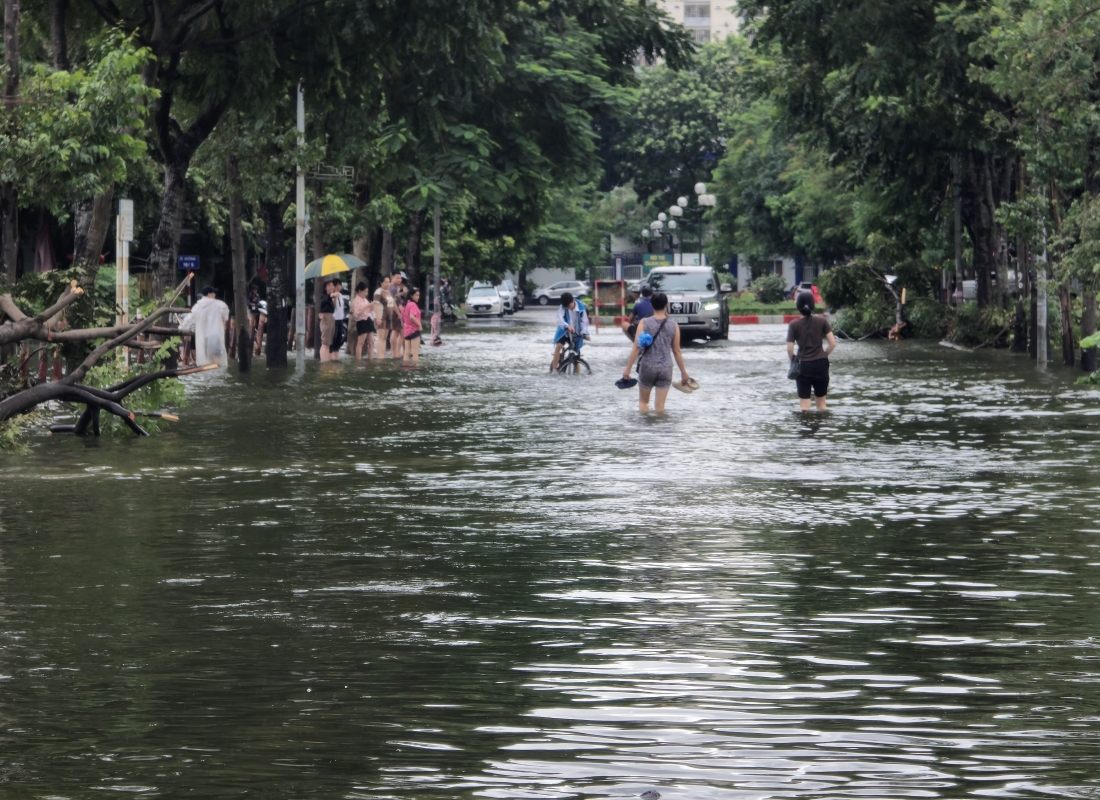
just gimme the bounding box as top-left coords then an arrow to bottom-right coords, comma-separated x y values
2,309 -> 1100,799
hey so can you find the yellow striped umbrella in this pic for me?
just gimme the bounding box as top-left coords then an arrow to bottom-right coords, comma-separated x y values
303,253 -> 366,279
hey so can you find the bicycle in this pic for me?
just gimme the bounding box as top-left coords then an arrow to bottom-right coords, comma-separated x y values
555,330 -> 591,375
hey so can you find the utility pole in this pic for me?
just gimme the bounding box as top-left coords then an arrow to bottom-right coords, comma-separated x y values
953,154 -> 962,305
294,80 -> 306,365
433,203 -> 441,314
1038,216 -> 1049,369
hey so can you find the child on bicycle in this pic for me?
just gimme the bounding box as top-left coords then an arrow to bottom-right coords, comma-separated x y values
551,292 -> 590,372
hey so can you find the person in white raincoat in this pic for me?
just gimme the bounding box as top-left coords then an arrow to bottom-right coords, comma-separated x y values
181,286 -> 230,368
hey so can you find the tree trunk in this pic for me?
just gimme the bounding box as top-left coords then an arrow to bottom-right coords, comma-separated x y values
310,195 -> 325,360
1082,282 -> 1098,374
1012,237 -> 1029,353
3,0 -> 17,102
0,184 -> 16,284
48,0 -> 67,71
966,152 -> 997,308
261,199 -> 289,368
380,228 -> 394,276
149,159 -> 189,297
72,186 -> 114,273
1029,271 -> 1038,360
1060,280 -> 1075,367
147,92 -> 231,297
367,228 -> 382,294
404,208 -> 427,289
227,154 -> 250,374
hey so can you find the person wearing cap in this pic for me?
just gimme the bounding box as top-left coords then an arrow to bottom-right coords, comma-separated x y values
180,285 -> 230,368
622,284 -> 654,341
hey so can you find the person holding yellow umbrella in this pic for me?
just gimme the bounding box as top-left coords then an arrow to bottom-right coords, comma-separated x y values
304,254 -> 365,362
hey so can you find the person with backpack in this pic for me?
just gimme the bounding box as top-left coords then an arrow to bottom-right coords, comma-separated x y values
621,292 -> 693,413
786,290 -> 836,410
550,292 -> 590,372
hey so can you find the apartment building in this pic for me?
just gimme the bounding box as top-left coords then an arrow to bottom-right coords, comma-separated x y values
652,1 -> 740,43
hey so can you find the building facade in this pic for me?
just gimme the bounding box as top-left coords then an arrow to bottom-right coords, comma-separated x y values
652,1 -> 740,44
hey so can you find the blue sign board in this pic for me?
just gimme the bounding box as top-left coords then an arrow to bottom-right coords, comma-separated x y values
178,255 -> 199,271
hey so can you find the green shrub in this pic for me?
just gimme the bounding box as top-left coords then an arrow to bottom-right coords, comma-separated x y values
946,303 -> 1014,348
817,263 -> 877,309
750,273 -> 787,304
833,298 -> 895,338
905,298 -> 950,339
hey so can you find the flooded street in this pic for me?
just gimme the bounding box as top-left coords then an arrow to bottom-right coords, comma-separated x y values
2,309 -> 1100,799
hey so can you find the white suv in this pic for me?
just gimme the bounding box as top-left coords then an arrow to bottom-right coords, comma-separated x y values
533,280 -> 590,305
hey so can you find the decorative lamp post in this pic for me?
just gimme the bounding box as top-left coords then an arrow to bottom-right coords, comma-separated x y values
641,228 -> 650,253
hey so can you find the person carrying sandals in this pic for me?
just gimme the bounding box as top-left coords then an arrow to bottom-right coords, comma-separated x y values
621,291 -> 695,414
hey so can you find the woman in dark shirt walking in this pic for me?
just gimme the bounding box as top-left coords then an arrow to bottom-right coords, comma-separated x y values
786,291 -> 837,411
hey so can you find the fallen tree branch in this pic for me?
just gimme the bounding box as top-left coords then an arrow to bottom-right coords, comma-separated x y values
972,324 -> 1013,351
0,274 -> 197,435
0,281 -> 85,346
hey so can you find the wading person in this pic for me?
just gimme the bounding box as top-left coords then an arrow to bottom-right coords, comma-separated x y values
622,284 -> 654,341
621,292 -> 692,414
786,290 -> 836,411
318,279 -> 336,362
402,287 -> 423,365
180,285 -> 230,368
387,277 -> 404,360
374,276 -> 392,358
352,281 -> 375,360
331,278 -> 349,356
550,292 -> 590,372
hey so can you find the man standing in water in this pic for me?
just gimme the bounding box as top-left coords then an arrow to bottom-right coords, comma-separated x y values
181,285 -> 230,368
551,292 -> 590,372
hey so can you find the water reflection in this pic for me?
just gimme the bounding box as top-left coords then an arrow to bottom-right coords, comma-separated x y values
1,317 -> 1099,798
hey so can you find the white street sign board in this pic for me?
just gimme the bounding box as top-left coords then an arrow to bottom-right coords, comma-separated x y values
119,199 -> 134,242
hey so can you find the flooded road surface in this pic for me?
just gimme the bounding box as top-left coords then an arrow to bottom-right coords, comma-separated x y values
2,310 -> 1100,799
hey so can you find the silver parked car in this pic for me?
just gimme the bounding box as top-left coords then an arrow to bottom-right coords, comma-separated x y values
532,280 -> 590,305
638,266 -> 732,341
464,284 -> 504,317
496,281 -> 518,314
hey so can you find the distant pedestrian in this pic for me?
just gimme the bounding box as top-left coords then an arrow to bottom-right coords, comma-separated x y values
621,292 -> 692,414
622,284 -> 654,341
430,308 -> 444,346
374,276 -> 393,359
786,290 -> 836,411
318,279 -> 336,362
331,278 -> 349,354
180,285 -> 230,368
402,288 -> 423,365
352,281 -> 375,360
389,278 -> 406,360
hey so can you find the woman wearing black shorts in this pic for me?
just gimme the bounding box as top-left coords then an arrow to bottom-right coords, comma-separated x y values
786,291 -> 837,411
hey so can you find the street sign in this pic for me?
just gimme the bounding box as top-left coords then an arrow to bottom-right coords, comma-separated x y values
178,255 -> 199,271
643,253 -> 673,268
118,199 -> 134,242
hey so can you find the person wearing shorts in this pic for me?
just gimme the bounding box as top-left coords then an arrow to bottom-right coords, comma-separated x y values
786,291 -> 837,410
374,276 -> 392,358
402,287 -> 423,365
352,281 -> 375,360
621,292 -> 692,414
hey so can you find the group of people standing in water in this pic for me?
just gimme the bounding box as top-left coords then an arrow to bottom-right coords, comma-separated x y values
612,287 -> 835,414
317,272 -> 425,365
